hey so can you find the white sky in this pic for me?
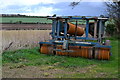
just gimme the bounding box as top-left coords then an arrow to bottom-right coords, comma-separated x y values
0,0 -> 116,16
0,0 -> 114,7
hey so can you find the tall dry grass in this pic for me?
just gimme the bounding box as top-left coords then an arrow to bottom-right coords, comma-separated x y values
1,30 -> 51,51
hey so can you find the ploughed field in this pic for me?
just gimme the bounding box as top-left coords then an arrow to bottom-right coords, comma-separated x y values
1,24 -> 52,30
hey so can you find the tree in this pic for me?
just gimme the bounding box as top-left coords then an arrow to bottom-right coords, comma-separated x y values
69,0 -> 120,34
69,1 -> 80,9
106,0 -> 120,34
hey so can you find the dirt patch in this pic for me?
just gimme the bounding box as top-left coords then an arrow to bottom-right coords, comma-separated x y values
2,65 -> 75,78
2,64 -> 102,78
1,24 -> 52,30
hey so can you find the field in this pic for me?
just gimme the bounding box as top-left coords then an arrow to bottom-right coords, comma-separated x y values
0,17 -> 93,25
1,24 -> 52,30
0,16 -> 112,27
0,17 -> 52,24
2,30 -> 51,51
2,39 -> 119,78
1,16 -> 119,78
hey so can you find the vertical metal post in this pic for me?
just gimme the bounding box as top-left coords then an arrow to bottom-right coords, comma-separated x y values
99,20 -> 102,43
75,20 -> 78,39
64,19 -> 68,39
55,20 -> 57,34
86,19 -> 89,38
57,20 -> 60,37
52,20 -> 56,39
94,20 -> 97,38
102,21 -> 105,38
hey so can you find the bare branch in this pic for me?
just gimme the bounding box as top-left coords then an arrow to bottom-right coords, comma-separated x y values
106,1 -> 120,33
69,0 -> 81,9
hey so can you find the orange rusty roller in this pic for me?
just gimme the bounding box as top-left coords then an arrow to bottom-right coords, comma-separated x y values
56,45 -> 62,55
81,46 -> 93,59
68,46 -> 80,57
94,48 -> 110,60
67,23 -> 84,36
40,44 -> 53,54
56,46 -> 93,59
56,46 -> 80,57
56,45 -> 68,56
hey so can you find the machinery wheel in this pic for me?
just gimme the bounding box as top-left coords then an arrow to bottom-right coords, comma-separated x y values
81,47 -> 93,59
94,48 -> 110,60
56,45 -> 68,56
68,46 -> 80,57
40,44 -> 54,54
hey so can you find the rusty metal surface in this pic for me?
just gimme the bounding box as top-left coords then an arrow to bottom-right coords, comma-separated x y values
56,45 -> 68,56
40,44 -> 53,54
95,48 -> 110,60
40,45 -> 110,60
67,23 -> 84,36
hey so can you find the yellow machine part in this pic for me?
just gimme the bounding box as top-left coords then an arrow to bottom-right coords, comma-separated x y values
67,23 -> 84,36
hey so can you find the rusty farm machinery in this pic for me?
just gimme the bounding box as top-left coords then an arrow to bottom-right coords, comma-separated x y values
39,16 -> 112,60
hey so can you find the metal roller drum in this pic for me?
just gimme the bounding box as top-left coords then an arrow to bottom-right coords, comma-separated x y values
56,45 -> 68,56
56,46 -> 93,59
67,23 -> 84,36
94,48 -> 110,60
40,44 -> 54,54
68,46 -> 93,59
81,47 -> 93,59
68,46 -> 81,57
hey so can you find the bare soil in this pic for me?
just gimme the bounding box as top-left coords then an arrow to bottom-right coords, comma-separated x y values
2,64 -> 97,78
1,24 -> 52,30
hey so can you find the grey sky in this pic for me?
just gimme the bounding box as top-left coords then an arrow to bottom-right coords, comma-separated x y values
0,0 -> 107,16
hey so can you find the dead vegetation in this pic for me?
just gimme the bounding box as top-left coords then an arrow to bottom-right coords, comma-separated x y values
2,30 -> 51,51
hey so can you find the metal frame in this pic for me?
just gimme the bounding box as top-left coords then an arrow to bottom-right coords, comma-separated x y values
39,16 -> 111,52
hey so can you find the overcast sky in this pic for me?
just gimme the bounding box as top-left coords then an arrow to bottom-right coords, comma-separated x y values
0,0 -> 110,16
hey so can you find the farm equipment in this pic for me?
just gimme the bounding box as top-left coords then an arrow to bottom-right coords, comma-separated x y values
39,16 -> 112,60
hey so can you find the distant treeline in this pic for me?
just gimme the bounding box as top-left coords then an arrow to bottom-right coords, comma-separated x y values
1,14 -> 49,18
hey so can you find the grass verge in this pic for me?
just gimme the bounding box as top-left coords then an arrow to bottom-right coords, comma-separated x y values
2,40 -> 119,78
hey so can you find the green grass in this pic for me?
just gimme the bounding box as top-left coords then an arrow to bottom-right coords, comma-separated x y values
0,17 -> 52,24
2,39 -> 119,78
0,17 -> 103,25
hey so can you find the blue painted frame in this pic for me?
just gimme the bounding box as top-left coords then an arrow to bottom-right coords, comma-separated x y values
39,16 -> 111,50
